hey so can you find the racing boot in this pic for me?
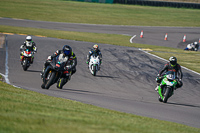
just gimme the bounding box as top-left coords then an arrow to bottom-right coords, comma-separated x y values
155,86 -> 158,91
86,60 -> 89,69
158,96 -> 163,102
20,56 -> 24,63
30,56 -> 34,64
40,67 -> 46,79
40,72 -> 43,79
99,60 -> 102,71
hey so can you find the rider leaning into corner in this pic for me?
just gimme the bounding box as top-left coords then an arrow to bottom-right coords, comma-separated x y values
20,36 -> 37,63
86,44 -> 102,69
155,56 -> 183,91
41,45 -> 77,86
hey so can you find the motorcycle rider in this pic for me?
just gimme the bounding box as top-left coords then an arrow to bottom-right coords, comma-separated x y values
20,36 -> 37,63
155,56 -> 183,91
86,44 -> 102,69
184,43 -> 195,51
41,45 -> 77,88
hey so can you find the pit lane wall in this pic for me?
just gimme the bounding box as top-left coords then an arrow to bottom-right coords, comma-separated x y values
72,0 -> 200,8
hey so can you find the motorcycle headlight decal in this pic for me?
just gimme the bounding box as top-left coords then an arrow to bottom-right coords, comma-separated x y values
63,71 -> 69,74
56,64 -> 60,67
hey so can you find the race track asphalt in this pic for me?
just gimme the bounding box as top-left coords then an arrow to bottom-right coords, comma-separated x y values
0,18 -> 200,128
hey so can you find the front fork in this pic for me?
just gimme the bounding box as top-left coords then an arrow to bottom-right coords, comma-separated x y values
158,86 -> 164,99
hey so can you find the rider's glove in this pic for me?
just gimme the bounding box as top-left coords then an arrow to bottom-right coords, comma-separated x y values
156,75 -> 162,82
65,66 -> 71,71
86,61 -> 89,64
47,56 -> 52,61
157,74 -> 162,79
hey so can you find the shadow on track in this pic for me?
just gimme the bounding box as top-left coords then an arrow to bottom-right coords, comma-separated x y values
53,88 -> 102,95
95,75 -> 118,78
26,70 -> 42,73
167,102 -> 200,108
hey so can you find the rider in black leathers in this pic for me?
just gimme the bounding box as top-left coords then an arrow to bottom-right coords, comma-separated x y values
155,56 -> 183,91
41,45 -> 77,88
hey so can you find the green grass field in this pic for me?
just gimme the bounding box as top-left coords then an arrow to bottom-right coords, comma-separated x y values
0,0 -> 200,132
1,0 -> 200,26
1,81 -> 200,133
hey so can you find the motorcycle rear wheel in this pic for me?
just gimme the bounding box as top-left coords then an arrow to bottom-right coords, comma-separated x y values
57,78 -> 67,89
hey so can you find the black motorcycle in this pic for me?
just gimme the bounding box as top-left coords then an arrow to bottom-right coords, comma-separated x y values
41,56 -> 71,89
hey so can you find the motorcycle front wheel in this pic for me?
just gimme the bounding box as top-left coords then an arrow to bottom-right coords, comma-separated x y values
92,65 -> 97,76
22,58 -> 29,71
45,71 -> 56,89
163,87 -> 171,103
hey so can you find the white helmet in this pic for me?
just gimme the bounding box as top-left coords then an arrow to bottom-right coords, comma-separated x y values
26,36 -> 32,42
194,42 -> 198,45
26,36 -> 32,47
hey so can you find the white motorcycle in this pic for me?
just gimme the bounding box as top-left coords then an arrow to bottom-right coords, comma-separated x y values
88,54 -> 100,76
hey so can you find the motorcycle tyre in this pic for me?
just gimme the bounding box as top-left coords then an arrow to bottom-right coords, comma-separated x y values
45,71 -> 56,89
163,87 -> 170,103
22,59 -> 29,71
41,82 -> 45,89
43,66 -> 51,83
57,78 -> 67,89
158,96 -> 163,102
93,65 -> 96,76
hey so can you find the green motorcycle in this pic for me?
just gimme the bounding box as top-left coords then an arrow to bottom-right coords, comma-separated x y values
157,71 -> 178,103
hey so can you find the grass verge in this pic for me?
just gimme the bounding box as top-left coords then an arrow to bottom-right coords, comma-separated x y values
0,0 -> 200,27
1,81 -> 200,133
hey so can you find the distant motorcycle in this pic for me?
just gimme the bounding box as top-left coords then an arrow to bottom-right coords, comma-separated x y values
184,42 -> 199,51
157,71 -> 178,103
88,53 -> 100,76
21,49 -> 34,71
41,56 -> 71,89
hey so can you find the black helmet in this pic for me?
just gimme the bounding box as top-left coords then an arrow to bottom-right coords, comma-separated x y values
169,56 -> 177,66
63,45 -> 72,56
